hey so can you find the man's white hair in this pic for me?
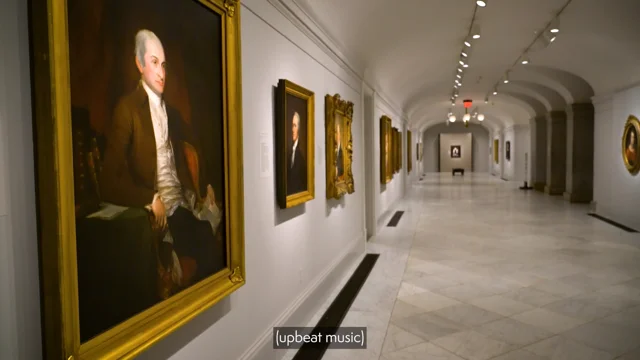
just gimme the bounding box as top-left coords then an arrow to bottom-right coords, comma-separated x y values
292,112 -> 300,126
134,29 -> 162,67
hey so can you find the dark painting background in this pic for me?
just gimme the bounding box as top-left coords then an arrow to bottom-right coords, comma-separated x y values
285,93 -> 308,193
67,0 -> 225,342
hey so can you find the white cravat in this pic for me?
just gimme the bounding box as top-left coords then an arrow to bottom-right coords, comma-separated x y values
142,81 -> 185,217
291,139 -> 298,168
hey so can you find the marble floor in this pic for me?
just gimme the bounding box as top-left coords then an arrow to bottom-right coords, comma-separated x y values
321,173 -> 640,360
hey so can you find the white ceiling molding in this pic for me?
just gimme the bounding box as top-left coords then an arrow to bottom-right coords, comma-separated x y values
266,0 -> 409,122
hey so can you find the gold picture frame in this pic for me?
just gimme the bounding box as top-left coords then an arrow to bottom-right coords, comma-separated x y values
394,128 -> 401,173
494,139 -> 500,164
622,115 -> 640,175
407,131 -> 412,173
276,79 -> 315,208
391,127 -> 397,174
29,0 -> 245,358
380,116 -> 392,184
325,94 -> 355,199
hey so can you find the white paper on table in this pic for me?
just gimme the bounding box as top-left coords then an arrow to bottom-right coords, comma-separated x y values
86,203 -> 129,220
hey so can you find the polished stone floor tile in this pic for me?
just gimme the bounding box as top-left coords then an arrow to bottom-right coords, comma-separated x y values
502,287 -> 564,307
470,294 -> 535,316
430,303 -> 504,327
380,342 -> 464,360
524,335 -> 616,360
476,317 -> 554,348
431,330 -> 514,360
380,324 -> 424,354
511,308 -> 587,334
391,312 -> 466,341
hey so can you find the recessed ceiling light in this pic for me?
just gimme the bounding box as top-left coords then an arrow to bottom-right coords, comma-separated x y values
476,0 -> 487,7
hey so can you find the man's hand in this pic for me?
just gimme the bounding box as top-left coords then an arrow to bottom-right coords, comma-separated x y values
151,196 -> 167,231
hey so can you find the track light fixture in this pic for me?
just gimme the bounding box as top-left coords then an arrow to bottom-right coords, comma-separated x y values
457,68 -> 463,73
484,97 -> 489,104
476,0 -> 487,7
503,73 -> 510,84
478,114 -> 485,121
521,56 -> 530,64
456,74 -> 462,79
549,18 -> 560,33
493,90 -> 498,95
449,115 -> 456,122
464,36 -> 473,47
471,24 -> 481,39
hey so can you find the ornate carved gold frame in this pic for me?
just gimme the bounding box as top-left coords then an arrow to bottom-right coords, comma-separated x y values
380,116 -> 392,184
276,79 -> 315,208
622,115 -> 640,175
325,94 -> 354,199
29,0 -> 245,358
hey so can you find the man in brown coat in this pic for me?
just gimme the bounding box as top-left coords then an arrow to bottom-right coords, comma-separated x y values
99,29 -> 223,296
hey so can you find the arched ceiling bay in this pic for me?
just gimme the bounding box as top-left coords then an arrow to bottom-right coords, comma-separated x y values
294,0 -> 640,129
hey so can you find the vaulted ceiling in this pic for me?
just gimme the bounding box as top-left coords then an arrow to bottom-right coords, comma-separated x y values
293,0 -> 640,132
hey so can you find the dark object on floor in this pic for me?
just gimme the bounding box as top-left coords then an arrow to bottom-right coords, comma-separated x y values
519,181 -> 533,190
292,253 -> 380,360
588,213 -> 638,233
452,168 -> 464,176
387,211 -> 404,227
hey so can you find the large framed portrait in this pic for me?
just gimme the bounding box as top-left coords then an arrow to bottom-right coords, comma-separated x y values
380,116 -> 392,184
622,115 -> 640,175
325,94 -> 355,199
29,0 -> 245,358
391,127 -> 397,174
506,141 -> 511,161
494,139 -> 500,164
395,128 -> 402,172
276,79 -> 315,208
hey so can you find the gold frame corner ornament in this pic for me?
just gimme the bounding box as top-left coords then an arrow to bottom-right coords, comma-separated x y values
223,0 -> 239,17
622,114 -> 640,175
325,93 -> 355,199
276,79 -> 316,208
30,0 -> 245,358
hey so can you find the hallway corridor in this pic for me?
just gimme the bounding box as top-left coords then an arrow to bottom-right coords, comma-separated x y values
327,174 -> 640,360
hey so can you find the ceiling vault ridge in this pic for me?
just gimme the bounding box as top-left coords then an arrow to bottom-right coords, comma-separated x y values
485,0 -> 575,100
269,0 -> 410,122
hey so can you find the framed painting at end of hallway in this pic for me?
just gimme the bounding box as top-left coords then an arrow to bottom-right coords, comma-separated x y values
622,115 -> 639,175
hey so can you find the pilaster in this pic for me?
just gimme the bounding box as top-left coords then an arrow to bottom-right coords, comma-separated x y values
544,111 -> 567,195
532,115 -> 547,192
563,103 -> 595,203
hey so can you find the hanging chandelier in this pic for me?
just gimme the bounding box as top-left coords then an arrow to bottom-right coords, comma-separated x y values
447,99 -> 484,127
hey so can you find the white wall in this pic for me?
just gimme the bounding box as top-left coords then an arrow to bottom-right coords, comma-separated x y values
0,0 -> 42,358
422,122 -> 489,173
1,1 -> 374,359
499,124 -> 532,182
593,85 -> 640,230
374,95 -> 406,227
439,133 -> 472,172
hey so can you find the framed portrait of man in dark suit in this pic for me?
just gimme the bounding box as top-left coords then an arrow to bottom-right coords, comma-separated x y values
276,79 -> 315,208
29,0 -> 246,357
325,93 -> 354,199
451,145 -> 461,158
